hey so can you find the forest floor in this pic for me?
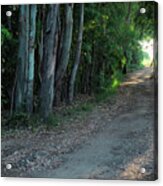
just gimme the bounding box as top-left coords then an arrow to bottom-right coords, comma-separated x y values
1,67 -> 157,180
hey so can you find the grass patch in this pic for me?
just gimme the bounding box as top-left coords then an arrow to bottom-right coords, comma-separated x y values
44,102 -> 95,129
2,101 -> 95,133
45,113 -> 61,129
1,112 -> 41,132
95,89 -> 116,103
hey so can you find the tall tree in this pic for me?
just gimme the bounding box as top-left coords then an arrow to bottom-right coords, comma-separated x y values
26,5 -> 37,113
39,5 -> 59,118
55,4 -> 73,85
68,4 -> 84,102
54,4 -> 74,105
15,5 -> 29,111
15,5 -> 37,113
15,5 -> 26,111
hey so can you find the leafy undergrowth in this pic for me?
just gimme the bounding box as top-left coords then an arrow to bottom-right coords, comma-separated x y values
46,101 -> 95,129
1,95 -> 97,136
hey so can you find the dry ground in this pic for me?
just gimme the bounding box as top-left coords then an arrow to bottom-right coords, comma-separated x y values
1,67 -> 157,180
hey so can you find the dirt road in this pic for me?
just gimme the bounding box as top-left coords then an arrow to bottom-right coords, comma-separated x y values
1,68 -> 157,180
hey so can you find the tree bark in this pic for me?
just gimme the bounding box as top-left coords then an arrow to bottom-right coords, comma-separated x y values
38,5 -> 46,84
24,5 -> 29,101
68,4 -> 84,103
54,4 -> 73,106
39,5 -> 59,118
55,4 -> 73,85
26,5 -> 37,113
15,5 -> 37,113
15,5 -> 29,111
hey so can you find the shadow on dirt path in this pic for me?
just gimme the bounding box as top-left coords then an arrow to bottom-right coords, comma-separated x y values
1,68 -> 157,180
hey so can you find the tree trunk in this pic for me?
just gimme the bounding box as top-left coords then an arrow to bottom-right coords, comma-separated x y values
54,4 -> 73,106
39,5 -> 59,119
38,5 -> 46,84
24,6 -> 29,102
15,5 -> 37,113
26,5 -> 37,113
68,4 -> 84,103
55,4 -> 73,85
15,5 -> 29,111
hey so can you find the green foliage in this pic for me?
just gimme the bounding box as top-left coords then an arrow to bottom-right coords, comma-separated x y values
45,102 -> 94,128
111,71 -> 123,89
1,25 -> 18,109
1,26 -> 12,45
95,91 -> 113,103
2,100 -> 95,133
77,102 -> 93,112
2,112 -> 41,130
95,69 -> 123,103
128,63 -> 143,72
46,114 -> 61,128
